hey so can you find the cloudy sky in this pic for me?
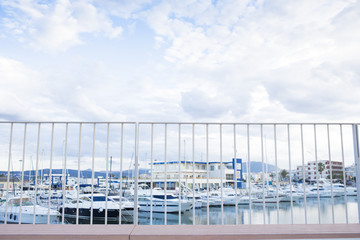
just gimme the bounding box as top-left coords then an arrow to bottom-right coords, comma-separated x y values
0,0 -> 360,123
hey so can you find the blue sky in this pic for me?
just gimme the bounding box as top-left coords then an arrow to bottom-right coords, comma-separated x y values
0,0 -> 360,123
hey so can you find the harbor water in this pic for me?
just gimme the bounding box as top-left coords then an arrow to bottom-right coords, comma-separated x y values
59,196 -> 358,225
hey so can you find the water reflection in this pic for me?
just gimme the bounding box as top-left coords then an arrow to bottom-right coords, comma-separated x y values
55,196 -> 358,225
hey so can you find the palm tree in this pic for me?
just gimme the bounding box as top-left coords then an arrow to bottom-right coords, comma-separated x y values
280,169 -> 288,181
318,163 -> 325,177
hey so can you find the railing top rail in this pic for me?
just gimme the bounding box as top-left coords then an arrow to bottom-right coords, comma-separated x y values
0,121 -> 137,124
0,121 -> 358,125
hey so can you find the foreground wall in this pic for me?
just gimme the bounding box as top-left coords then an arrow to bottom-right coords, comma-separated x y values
0,224 -> 360,240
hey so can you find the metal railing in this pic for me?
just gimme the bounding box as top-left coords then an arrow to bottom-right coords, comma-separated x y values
0,122 -> 359,225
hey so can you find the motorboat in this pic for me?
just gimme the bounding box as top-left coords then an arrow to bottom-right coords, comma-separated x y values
183,194 -> 203,209
58,193 -> 121,221
138,193 -> 192,213
0,196 -> 59,224
108,196 -> 139,216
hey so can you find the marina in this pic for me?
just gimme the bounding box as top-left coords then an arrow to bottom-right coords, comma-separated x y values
0,180 -> 358,225
0,122 -> 359,229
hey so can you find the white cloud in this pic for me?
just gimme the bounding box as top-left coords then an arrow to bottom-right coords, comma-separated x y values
143,0 -> 360,122
0,56 -> 44,120
0,0 -> 360,124
1,0 -> 122,51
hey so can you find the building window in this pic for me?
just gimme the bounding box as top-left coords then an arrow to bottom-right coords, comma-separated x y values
226,174 -> 233,180
210,166 -> 215,171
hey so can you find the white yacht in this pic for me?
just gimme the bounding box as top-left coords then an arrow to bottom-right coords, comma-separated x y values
108,196 -> 139,216
138,193 -> 192,213
0,196 -> 59,224
59,193 -> 121,221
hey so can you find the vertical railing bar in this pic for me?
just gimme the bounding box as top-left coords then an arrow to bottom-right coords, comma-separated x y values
300,124 -> 308,224
19,123 -> 27,224
33,123 -> 41,224
119,123 -> 124,225
134,123 -> 139,225
76,123 -> 82,225
340,124 -> 348,224
274,124 -> 280,224
352,124 -> 360,223
178,124 -> 181,225
247,124 -> 252,224
234,124 -> 238,225
47,123 -> 54,224
105,123 -> 110,225
164,123 -> 167,225
287,124 -> 294,224
61,123 -> 68,225
327,124 -> 335,224
90,123 -> 96,225
206,124 -> 210,225
150,124 -> 154,225
4,123 -> 13,225
220,124 -> 224,225
192,123 -> 195,225
314,124 -> 321,224
261,124 -> 266,224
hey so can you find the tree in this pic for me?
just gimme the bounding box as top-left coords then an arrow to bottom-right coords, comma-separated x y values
318,163 -> 325,177
327,171 -> 342,181
280,169 -> 288,181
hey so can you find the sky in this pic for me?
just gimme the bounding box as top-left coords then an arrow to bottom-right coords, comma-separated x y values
0,1 -> 360,172
0,0 -> 359,123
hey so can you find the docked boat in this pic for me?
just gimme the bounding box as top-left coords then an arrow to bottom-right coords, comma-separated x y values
58,193 -> 121,221
138,194 -> 192,213
183,194 -> 203,209
0,196 -> 59,224
108,196 -> 139,216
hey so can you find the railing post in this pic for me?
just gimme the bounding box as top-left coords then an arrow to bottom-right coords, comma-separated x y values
134,122 -> 139,225
353,124 -> 360,223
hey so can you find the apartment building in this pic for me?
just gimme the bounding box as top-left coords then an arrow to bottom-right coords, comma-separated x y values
296,160 -> 344,181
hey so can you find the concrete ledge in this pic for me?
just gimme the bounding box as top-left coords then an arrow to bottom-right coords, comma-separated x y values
0,225 -> 135,240
130,224 -> 360,240
0,224 -> 359,240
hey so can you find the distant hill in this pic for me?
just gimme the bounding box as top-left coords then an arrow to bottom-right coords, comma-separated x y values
0,168 -> 150,180
0,161 -> 275,179
242,161 -> 277,173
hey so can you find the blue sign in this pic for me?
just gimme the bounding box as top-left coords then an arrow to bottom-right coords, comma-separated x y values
232,158 -> 243,188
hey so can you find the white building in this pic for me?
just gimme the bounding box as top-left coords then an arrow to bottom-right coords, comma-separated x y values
146,160 -> 239,190
296,160 -> 344,181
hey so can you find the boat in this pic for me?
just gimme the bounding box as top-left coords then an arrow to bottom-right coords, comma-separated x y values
238,195 -> 257,205
58,193 -> 121,221
108,196 -> 139,216
183,194 -> 203,209
138,194 -> 192,213
0,196 -> 59,224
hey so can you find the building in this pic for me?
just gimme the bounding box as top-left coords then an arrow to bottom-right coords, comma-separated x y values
296,160 -> 344,182
143,160 -> 243,190
0,176 -> 21,190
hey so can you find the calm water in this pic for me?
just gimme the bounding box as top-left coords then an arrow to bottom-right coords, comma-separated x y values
62,196 -> 358,225
137,196 -> 359,225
